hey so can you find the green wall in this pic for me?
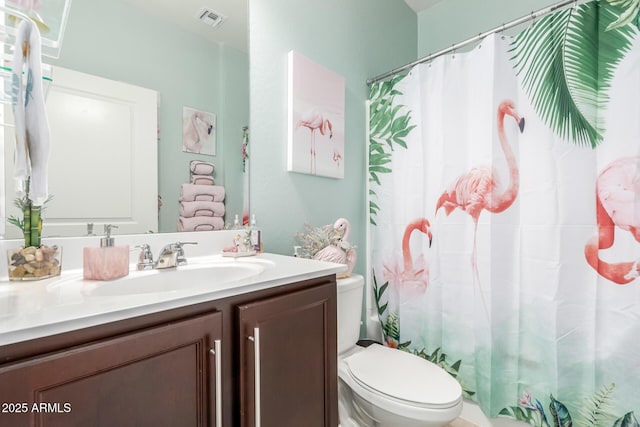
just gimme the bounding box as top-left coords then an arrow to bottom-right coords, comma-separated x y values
248,0 -> 417,273
50,0 -> 249,232
418,0 -> 560,57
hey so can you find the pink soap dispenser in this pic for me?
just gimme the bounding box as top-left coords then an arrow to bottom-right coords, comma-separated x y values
83,224 -> 130,281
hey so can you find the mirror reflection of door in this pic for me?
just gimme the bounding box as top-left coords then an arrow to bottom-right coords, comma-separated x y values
3,66 -> 158,238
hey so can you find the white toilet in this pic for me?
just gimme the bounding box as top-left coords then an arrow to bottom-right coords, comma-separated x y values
337,275 -> 463,427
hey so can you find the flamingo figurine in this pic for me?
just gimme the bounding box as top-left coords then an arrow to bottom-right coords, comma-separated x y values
435,100 -> 525,307
296,110 -> 333,174
313,218 -> 356,278
383,218 -> 433,295
584,157 -> 640,284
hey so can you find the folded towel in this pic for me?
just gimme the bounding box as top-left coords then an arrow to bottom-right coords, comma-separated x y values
190,175 -> 215,186
180,201 -> 225,218
12,19 -> 50,205
190,160 -> 215,176
177,216 -> 224,232
180,184 -> 225,202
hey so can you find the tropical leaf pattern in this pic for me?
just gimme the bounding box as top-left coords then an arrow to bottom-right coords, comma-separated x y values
509,1 -> 636,148
500,387 -> 636,427
606,0 -> 640,30
578,383 -> 616,427
368,75 -> 416,225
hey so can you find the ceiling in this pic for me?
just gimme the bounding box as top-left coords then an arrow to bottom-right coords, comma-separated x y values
120,0 -> 249,52
403,0 -> 444,13
118,0 -> 440,53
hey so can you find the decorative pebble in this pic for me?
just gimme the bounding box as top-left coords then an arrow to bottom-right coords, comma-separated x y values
7,245 -> 62,280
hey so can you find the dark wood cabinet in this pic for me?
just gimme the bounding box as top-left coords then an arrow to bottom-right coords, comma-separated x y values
0,311 -> 223,427
0,275 -> 337,427
238,282 -> 338,427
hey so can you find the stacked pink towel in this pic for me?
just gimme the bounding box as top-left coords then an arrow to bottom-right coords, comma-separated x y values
177,216 -> 224,232
180,200 -> 225,217
190,175 -> 215,185
190,160 -> 215,175
190,160 -> 215,185
180,184 -> 225,202
178,161 -> 224,232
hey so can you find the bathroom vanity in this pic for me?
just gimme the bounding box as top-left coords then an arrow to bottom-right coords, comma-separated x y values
0,247 -> 344,427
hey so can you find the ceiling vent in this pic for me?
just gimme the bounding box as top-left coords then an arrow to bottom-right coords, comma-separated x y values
196,7 -> 226,28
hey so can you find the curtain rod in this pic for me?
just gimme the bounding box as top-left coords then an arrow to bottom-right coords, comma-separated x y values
367,0 -> 579,86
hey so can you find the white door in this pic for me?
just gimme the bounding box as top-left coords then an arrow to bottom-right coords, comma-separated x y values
3,66 -> 158,238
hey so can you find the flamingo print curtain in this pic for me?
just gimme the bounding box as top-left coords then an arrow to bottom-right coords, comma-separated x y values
368,1 -> 640,424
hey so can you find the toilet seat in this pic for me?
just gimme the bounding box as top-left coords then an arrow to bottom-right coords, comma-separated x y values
343,344 -> 462,411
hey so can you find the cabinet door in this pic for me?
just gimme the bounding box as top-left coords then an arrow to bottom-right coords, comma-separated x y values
238,281 -> 338,427
0,311 -> 223,427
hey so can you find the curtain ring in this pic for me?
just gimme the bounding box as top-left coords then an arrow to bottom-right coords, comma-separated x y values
500,23 -> 506,39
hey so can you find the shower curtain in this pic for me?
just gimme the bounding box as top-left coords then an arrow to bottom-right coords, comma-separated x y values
368,1 -> 640,424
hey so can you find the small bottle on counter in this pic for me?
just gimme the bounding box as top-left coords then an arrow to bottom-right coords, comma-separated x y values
250,214 -> 262,253
232,214 -> 242,229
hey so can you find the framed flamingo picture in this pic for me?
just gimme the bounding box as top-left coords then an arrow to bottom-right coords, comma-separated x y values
182,106 -> 216,156
287,50 -> 345,178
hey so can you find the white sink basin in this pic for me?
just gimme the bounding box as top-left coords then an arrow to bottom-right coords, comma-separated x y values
90,261 -> 266,296
46,257 -> 271,297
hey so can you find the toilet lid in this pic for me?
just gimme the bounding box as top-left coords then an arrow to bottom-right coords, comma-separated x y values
345,344 -> 462,408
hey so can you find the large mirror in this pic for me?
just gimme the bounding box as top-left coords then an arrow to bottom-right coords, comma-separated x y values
2,0 -> 249,238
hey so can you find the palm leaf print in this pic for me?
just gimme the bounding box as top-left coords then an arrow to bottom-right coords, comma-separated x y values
605,0 -> 640,30
578,383 -> 616,427
509,1 -> 636,148
501,388 -> 637,427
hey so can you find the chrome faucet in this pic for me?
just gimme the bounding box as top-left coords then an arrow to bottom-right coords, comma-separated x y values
154,242 -> 198,269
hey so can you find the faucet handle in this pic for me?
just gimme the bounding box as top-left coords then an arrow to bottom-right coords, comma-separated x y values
136,244 -> 154,270
174,241 -> 198,265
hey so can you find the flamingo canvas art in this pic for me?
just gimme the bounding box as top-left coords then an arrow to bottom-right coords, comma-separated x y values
182,107 -> 216,155
287,50 -> 345,178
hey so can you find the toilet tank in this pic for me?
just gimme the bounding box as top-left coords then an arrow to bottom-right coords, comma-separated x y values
336,274 -> 364,355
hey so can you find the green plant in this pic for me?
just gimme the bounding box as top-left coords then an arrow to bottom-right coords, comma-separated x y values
6,178 -> 52,248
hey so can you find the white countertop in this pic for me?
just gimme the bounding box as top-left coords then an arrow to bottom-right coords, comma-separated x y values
0,252 -> 346,347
